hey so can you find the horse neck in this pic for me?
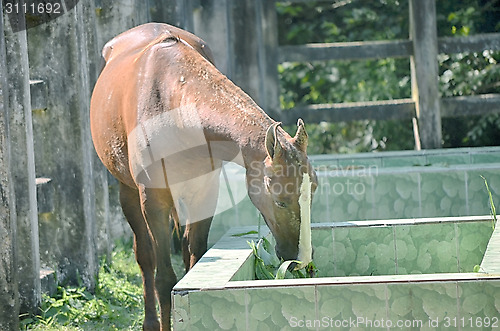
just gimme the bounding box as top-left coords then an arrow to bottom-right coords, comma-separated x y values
198,84 -> 275,170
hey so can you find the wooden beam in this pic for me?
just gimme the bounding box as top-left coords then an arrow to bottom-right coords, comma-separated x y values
278,39 -> 413,62
277,33 -> 500,64
280,99 -> 415,125
278,94 -> 500,125
439,33 -> 500,54
441,94 -> 500,118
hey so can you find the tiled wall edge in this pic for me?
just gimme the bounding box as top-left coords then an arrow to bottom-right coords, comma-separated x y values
480,222 -> 500,273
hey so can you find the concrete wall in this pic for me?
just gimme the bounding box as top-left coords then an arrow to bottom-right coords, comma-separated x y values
0,0 -> 182,324
0,3 -> 20,330
0,0 -> 274,326
1,2 -> 40,321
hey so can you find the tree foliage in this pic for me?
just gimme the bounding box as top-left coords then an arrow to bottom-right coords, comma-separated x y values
277,0 -> 500,153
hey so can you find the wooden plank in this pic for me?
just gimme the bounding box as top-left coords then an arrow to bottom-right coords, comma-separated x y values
280,99 -> 415,125
441,94 -> 500,118
278,39 -> 413,62
409,0 -> 441,149
277,33 -> 500,64
278,94 -> 500,125
439,32 -> 500,54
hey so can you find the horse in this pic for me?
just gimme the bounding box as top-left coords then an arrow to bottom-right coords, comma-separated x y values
90,23 -> 317,331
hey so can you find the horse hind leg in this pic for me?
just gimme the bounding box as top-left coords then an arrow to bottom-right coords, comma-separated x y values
119,182 -> 159,331
138,185 -> 177,331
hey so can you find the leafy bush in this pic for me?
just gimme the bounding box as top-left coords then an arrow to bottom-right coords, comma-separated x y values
277,0 -> 500,153
20,240 -> 186,330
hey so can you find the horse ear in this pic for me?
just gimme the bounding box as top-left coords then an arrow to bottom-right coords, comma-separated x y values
293,118 -> 308,152
265,122 -> 283,160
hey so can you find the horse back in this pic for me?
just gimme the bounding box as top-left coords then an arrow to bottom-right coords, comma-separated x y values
101,23 -> 215,67
91,23 -> 217,188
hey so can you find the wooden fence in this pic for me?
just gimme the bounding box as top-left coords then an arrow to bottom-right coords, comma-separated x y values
1,0 -> 500,329
185,0 -> 500,150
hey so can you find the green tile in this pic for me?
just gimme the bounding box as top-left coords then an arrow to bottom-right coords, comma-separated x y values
457,280 -> 500,331
393,226 -> 418,275
467,169 -> 500,216
394,223 -> 458,274
382,155 -> 425,167
189,289 -> 247,330
327,175 -> 375,221
387,282 -> 458,329
317,283 -> 388,330
456,221 -> 494,273
337,157 -> 382,169
311,158 -> 339,171
231,255 -> 255,281
332,226 -> 396,276
246,286 -> 316,330
172,292 -> 189,330
471,151 -> 500,164
427,153 -> 470,166
311,228 -> 334,277
420,171 -> 467,217
312,176 -> 332,222
372,173 -> 420,219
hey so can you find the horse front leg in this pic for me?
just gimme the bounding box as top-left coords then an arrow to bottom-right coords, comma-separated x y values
176,167 -> 220,271
119,183 -> 159,331
182,216 -> 213,270
139,186 -> 177,331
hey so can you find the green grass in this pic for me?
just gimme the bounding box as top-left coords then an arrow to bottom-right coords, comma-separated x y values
20,239 -> 186,330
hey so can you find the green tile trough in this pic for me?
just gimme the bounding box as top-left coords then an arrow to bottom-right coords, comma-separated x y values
209,147 -> 500,245
173,216 -> 500,330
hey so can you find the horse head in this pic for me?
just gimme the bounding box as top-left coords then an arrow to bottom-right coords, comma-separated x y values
247,119 -> 318,267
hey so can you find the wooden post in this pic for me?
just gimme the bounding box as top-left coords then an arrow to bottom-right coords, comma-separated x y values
409,0 -> 442,149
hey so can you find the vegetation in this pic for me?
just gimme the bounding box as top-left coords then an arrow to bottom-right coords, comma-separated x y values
277,0 -> 500,153
248,238 -> 317,280
20,240 -> 185,330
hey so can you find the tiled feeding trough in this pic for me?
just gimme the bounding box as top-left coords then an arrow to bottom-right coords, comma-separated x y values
173,216 -> 500,330
209,147 -> 500,245
174,147 -> 500,330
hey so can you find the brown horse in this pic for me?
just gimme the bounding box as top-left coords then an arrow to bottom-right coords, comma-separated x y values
90,23 -> 317,330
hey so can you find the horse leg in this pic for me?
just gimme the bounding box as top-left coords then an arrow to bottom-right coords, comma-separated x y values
138,186 -> 177,331
119,183 -> 159,331
182,216 -> 213,270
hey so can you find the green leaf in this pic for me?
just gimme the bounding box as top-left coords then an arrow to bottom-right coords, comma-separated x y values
256,239 -> 280,267
480,175 -> 497,229
232,230 -> 259,237
275,260 -> 300,279
255,260 -> 275,280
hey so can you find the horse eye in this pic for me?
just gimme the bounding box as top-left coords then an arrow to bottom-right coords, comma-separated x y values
275,200 -> 287,208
